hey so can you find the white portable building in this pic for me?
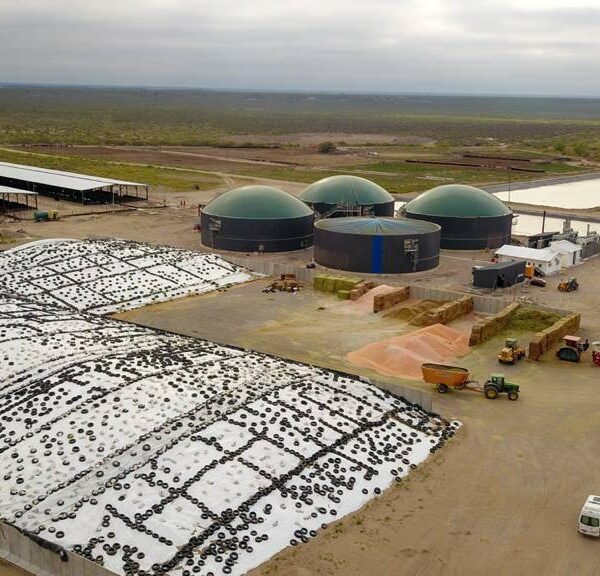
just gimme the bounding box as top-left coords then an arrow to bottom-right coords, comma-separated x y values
549,240 -> 582,268
494,245 -> 562,276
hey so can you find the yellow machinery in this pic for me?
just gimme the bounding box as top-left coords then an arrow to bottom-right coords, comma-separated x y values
558,277 -> 579,292
498,338 -> 526,365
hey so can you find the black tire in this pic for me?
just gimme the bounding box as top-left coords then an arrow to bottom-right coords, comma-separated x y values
508,391 -> 519,401
437,383 -> 449,394
484,387 -> 499,400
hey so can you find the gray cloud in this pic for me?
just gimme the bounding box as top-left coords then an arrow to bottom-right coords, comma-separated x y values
1,0 -> 599,95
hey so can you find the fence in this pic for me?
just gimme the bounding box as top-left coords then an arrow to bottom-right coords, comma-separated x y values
225,258 -> 575,318
408,285 -> 513,315
581,242 -> 600,260
224,256 -> 317,284
0,522 -> 117,576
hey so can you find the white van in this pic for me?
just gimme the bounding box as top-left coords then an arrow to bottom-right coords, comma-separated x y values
579,495 -> 600,537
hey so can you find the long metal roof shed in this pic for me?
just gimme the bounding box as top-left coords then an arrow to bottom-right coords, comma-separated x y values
0,184 -> 38,211
0,161 -> 145,192
0,185 -> 38,195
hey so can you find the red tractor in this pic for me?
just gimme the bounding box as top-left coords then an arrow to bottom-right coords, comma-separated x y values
593,342 -> 600,367
556,335 -> 590,363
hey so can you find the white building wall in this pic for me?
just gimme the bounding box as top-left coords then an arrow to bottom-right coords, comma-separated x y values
496,254 -> 562,275
549,242 -> 582,268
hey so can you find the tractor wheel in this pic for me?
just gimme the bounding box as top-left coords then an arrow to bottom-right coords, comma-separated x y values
484,387 -> 499,400
437,383 -> 449,394
508,391 -> 519,401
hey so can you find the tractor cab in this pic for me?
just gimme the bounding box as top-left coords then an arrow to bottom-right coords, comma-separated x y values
490,374 -> 505,387
564,335 -> 581,349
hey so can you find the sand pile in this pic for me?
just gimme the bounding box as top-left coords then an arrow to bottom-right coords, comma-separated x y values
347,323 -> 470,380
339,285 -> 397,315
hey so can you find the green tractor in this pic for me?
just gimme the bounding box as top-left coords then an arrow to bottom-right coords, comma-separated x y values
484,374 -> 520,401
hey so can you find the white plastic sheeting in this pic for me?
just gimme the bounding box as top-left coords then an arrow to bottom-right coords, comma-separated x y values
0,239 -> 253,315
0,294 -> 458,576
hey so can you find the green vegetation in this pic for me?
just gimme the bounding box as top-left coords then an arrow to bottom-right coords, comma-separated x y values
317,141 -> 337,154
508,307 -> 561,333
0,148 -> 224,191
2,87 -> 600,154
1,87 -> 598,194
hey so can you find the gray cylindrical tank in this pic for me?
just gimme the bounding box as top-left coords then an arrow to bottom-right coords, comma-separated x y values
314,217 -> 441,274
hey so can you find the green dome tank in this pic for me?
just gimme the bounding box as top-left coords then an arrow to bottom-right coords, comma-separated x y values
300,175 -> 394,217
404,184 -> 511,218
203,185 -> 313,219
200,185 -> 314,252
403,184 -> 512,250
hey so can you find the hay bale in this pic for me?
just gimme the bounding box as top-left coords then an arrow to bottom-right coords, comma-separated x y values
323,276 -> 338,293
313,275 -> 326,291
337,290 -> 350,300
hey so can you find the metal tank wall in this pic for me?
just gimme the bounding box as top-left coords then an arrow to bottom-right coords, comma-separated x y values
314,227 -> 440,273
307,200 -> 395,218
200,212 -> 314,252
404,212 -> 512,250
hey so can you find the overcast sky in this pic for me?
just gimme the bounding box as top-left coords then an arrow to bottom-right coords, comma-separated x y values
1,0 -> 600,96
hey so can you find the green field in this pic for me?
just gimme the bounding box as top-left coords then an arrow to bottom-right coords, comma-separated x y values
0,148 -> 224,191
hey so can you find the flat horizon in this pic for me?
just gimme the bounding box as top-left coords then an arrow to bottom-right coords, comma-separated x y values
1,82 -> 600,101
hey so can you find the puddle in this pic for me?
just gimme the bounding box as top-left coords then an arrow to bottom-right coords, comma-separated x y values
495,179 -> 600,209
512,213 -> 600,236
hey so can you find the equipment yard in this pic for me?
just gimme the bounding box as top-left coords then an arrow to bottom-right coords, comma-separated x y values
115,270 -> 600,576
2,89 -> 600,576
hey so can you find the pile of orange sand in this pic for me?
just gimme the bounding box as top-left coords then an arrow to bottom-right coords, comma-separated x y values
338,285 -> 397,315
347,323 -> 470,380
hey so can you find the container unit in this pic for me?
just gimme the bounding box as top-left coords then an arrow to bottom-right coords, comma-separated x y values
402,184 -> 512,250
200,185 -> 314,253
300,175 -> 395,218
314,217 -> 440,274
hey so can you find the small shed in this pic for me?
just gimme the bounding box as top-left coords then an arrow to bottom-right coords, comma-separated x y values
472,260 -> 526,289
495,245 -> 562,276
549,240 -> 582,268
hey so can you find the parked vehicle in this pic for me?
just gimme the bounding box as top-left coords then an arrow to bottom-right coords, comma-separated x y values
593,342 -> 600,367
558,277 -> 579,292
556,335 -> 590,363
579,495 -> 600,537
498,338 -> 526,365
530,277 -> 546,288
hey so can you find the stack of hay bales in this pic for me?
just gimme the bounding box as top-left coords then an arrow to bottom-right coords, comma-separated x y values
314,274 -> 362,300
390,300 -> 439,322
529,312 -> 581,360
373,286 -> 410,313
412,295 -> 473,327
348,280 -> 376,301
469,303 -> 520,346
